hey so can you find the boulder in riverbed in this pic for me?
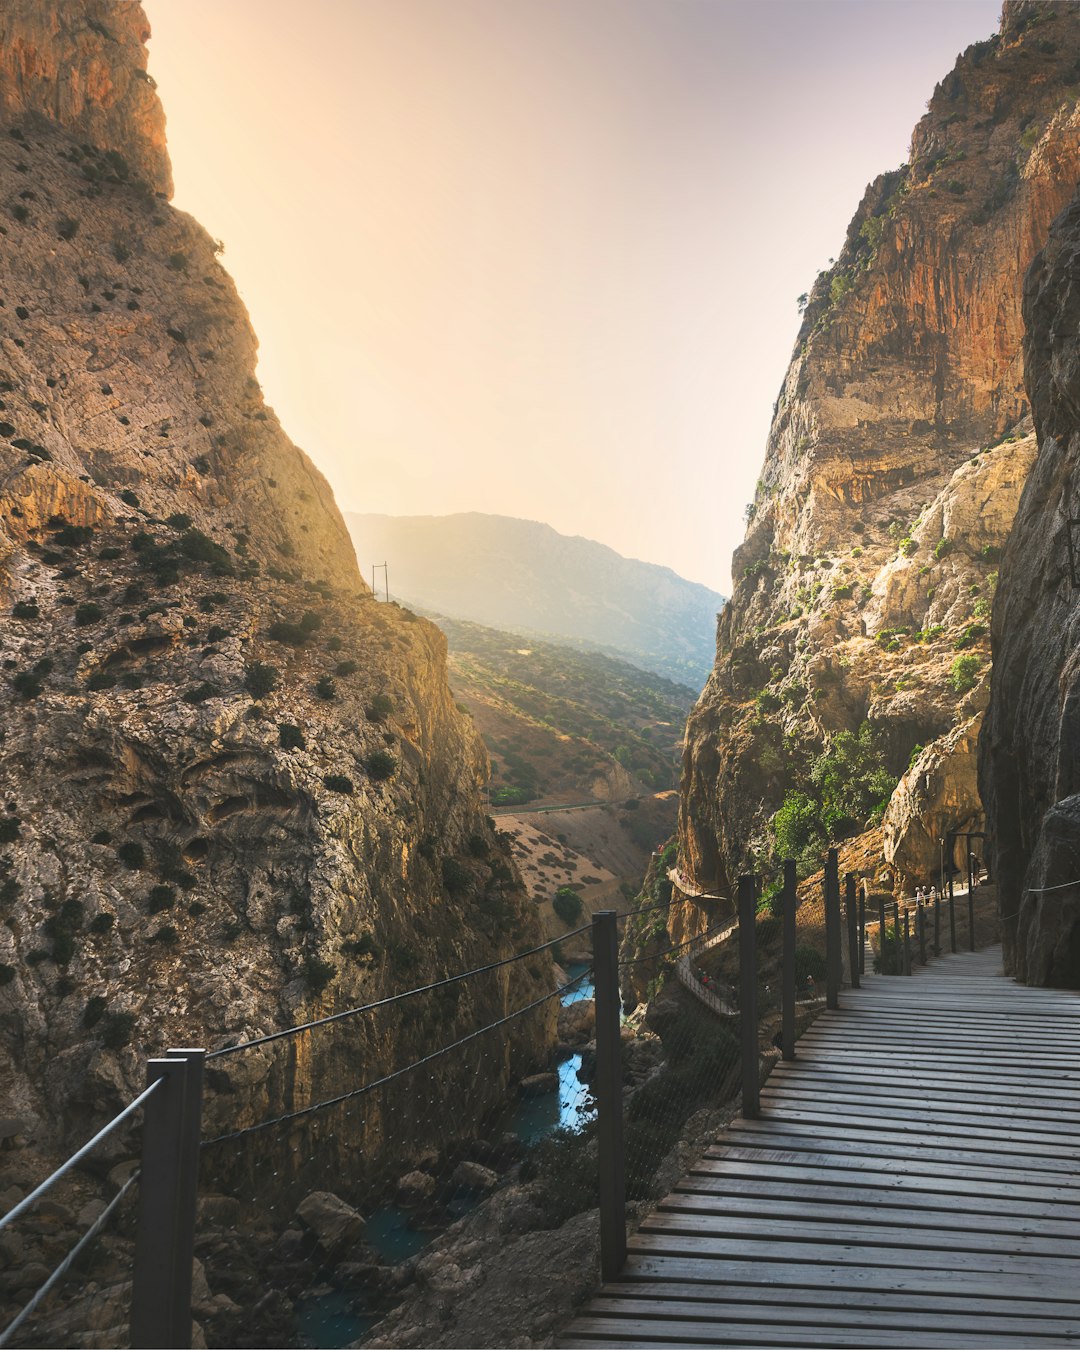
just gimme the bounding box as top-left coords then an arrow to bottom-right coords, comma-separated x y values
295,1190 -> 365,1255
519,1071 -> 559,1097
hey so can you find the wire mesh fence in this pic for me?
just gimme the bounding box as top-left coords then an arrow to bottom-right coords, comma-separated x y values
191,955 -> 587,1349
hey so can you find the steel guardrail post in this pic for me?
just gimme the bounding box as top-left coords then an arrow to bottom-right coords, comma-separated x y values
781,859 -> 796,1061
165,1048 -> 205,1347
845,874 -> 860,990
917,904 -> 926,965
738,875 -> 760,1117
877,893 -> 886,973
858,887 -> 866,975
131,1058 -> 189,1348
902,910 -> 912,975
934,892 -> 941,957
967,851 -> 976,951
824,850 -> 841,1008
593,910 -> 626,1281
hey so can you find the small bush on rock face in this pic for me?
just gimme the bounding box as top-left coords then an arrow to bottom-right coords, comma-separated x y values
304,957 -> 334,996
366,694 -> 394,722
0,817 -> 20,844
441,857 -> 470,897
83,995 -> 108,1027
245,662 -> 279,699
314,675 -> 337,701
89,912 -> 114,935
365,749 -> 396,781
279,723 -> 305,750
148,885 -> 174,913
335,660 -> 358,677
12,600 -> 38,619
119,490 -> 140,508
323,774 -> 354,794
950,653 -> 982,694
553,887 -> 584,925
117,841 -> 145,870
0,964 -> 14,986
12,672 -> 43,699
75,602 -> 103,626
101,1011 -> 136,1049
183,682 -> 219,704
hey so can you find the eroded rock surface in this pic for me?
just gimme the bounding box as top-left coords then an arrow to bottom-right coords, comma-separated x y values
680,1 -> 1080,900
0,0 -> 553,1217
981,179 -> 1080,983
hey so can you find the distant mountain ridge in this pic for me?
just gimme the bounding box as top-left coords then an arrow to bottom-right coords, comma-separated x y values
346,512 -> 726,687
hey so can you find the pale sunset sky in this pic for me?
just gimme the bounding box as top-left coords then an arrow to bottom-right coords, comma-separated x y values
144,0 -> 1001,593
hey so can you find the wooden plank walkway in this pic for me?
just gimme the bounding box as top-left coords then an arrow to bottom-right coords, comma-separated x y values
563,946 -> 1080,1347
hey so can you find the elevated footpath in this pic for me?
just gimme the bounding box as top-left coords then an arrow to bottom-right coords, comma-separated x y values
563,946 -> 1080,1347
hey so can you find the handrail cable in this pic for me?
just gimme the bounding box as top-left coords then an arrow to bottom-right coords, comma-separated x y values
1025,878 -> 1080,894
207,889 -> 677,1063
618,918 -> 734,968
205,922 -> 594,1061
203,968 -> 592,1145
0,1172 -> 139,1348
0,1078 -> 161,1236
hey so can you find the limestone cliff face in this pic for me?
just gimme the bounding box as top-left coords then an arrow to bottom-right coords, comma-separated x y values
0,1 -> 551,1172
980,183 -> 1080,985
0,0 -> 170,195
680,1 -> 1080,902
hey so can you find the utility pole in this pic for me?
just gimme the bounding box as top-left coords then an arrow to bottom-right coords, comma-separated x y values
371,561 -> 388,601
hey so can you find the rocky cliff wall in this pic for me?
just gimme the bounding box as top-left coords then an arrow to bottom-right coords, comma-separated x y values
0,1 -> 552,1179
680,0 -> 1080,905
980,183 -> 1080,985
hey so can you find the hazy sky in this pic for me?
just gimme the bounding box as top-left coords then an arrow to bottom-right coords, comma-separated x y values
144,0 -> 1001,593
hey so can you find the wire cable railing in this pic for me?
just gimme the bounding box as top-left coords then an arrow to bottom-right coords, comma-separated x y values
2,845 -> 1023,1348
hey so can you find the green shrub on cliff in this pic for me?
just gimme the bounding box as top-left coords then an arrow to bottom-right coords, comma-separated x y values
949,653 -> 982,693
553,887 -> 584,926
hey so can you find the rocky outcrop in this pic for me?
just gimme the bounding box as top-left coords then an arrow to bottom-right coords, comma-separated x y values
680,2 -> 1080,899
0,1 -> 170,195
980,181 -> 1080,984
0,0 -> 553,1202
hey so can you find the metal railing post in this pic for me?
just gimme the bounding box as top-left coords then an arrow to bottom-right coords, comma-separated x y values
892,902 -> 901,975
738,875 -> 760,1118
917,904 -> 926,965
933,892 -> 941,957
781,859 -> 796,1061
858,888 -> 866,975
902,911 -> 912,975
877,893 -> 886,972
967,852 -> 976,952
165,1048 -> 205,1347
131,1058 -> 189,1349
949,880 -> 957,955
824,849 -> 841,1008
593,910 -> 626,1281
845,874 -> 860,990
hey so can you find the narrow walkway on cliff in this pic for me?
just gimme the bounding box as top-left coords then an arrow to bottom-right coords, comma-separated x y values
562,946 -> 1080,1347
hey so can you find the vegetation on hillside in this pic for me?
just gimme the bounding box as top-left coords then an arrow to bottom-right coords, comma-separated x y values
437,617 -> 696,805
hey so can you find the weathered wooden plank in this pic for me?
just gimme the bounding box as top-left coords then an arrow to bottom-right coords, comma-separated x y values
760,1085 -> 1080,1130
629,1229 -> 1077,1277
617,1252 -> 1079,1300
662,1187 -> 1080,1235
562,1316 -> 1075,1347
584,1297 -> 1080,1339
598,1282 -> 1080,1321
638,1209 -> 1080,1259
717,1117 -> 1080,1161
679,1165 -> 1080,1213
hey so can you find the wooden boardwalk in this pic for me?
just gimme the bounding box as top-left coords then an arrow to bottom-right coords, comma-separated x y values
563,947 -> 1080,1347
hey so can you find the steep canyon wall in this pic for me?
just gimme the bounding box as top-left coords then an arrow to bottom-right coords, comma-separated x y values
0,1 -> 552,1180
679,0 -> 1080,911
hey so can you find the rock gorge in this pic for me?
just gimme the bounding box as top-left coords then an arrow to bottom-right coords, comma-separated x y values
679,0 -> 1080,913
0,0 -> 553,1191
